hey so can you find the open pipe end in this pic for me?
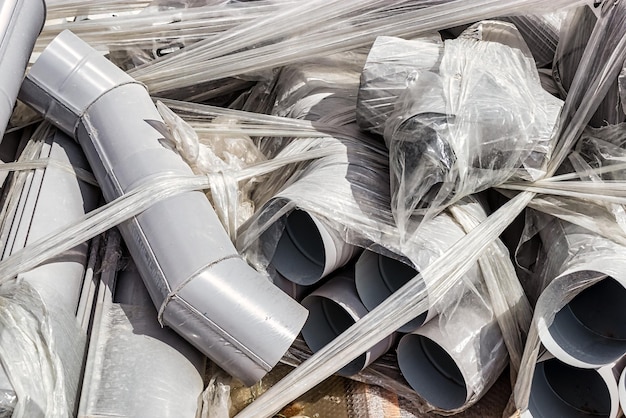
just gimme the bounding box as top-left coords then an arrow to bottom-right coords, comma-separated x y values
300,295 -> 366,376
397,334 -> 467,410
271,210 -> 327,286
544,277 -> 626,367
355,250 -> 427,332
529,358 -> 612,418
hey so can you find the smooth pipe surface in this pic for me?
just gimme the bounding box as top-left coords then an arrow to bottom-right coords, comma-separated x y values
19,30 -> 308,386
300,268 -> 394,376
0,0 -> 46,139
271,209 -> 358,286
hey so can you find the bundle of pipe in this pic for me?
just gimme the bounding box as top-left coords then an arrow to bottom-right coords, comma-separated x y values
299,266 -> 395,376
355,204 -> 509,411
79,253 -> 205,418
0,0 -> 46,138
18,30 -> 308,386
521,217 -> 626,417
535,218 -> 626,369
0,125 -> 100,417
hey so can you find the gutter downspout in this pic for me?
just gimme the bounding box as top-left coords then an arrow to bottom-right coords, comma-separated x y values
19,30 -> 308,386
0,0 -> 46,138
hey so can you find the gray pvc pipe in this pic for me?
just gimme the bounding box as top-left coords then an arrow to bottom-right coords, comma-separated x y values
300,268 -> 395,376
396,289 -> 507,411
525,355 -> 622,418
79,259 -> 205,418
0,127 -> 100,415
270,209 -> 358,286
536,220 -> 626,369
0,0 -> 46,139
19,30 -> 308,386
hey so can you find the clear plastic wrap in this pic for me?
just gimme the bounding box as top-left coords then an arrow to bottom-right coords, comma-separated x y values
553,4 -> 626,127
383,27 -> 562,230
127,0 -> 587,95
499,13 -> 564,68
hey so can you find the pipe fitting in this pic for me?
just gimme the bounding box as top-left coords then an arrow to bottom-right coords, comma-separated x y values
20,30 -> 308,386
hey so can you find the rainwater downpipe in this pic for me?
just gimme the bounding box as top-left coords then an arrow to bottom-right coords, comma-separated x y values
18,30 -> 308,386
0,0 -> 46,138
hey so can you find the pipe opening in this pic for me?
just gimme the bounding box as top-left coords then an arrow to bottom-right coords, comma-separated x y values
397,334 -> 467,410
549,277 -> 626,365
355,251 -> 427,332
529,358 -> 611,417
300,296 -> 365,376
272,210 -> 326,285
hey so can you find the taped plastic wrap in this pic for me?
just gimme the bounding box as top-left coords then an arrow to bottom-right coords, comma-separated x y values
383,27 -> 562,229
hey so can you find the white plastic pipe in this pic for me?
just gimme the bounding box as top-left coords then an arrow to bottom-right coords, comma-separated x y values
524,354 -> 624,418
300,268 -> 395,376
19,30 -> 308,386
0,0 -> 46,139
619,366 -> 626,414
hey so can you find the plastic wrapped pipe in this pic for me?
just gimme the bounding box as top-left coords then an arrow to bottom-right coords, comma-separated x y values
535,219 -> 626,369
300,267 -> 395,377
354,210 -> 483,333
0,0 -> 46,139
525,353 -> 625,418
18,30 -> 308,386
79,256 -> 205,418
379,24 -> 562,223
0,125 -> 100,417
396,272 -> 508,412
269,208 -> 359,286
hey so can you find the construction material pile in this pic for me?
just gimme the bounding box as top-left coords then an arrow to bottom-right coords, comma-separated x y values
1,0 -> 626,417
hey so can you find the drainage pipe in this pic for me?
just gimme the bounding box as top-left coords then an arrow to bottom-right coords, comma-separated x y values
524,353 -> 624,418
0,0 -> 46,139
19,30 -> 308,386
535,219 -> 626,369
0,126 -> 100,416
79,257 -> 205,418
269,208 -> 358,286
396,276 -> 507,412
300,267 -> 395,376
354,211 -> 482,333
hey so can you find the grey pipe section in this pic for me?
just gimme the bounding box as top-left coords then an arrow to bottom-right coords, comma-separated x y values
300,267 -> 395,376
79,258 -> 205,418
270,208 -> 358,286
396,277 -> 507,411
354,211 -> 482,333
0,0 -> 46,139
620,367 -> 626,414
19,30 -> 308,386
536,219 -> 626,368
0,126 -> 100,415
525,354 -> 623,418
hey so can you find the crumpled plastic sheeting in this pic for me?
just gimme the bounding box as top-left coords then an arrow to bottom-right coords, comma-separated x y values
0,280 -> 83,418
383,29 -> 563,230
156,101 -> 265,239
200,374 -> 232,418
